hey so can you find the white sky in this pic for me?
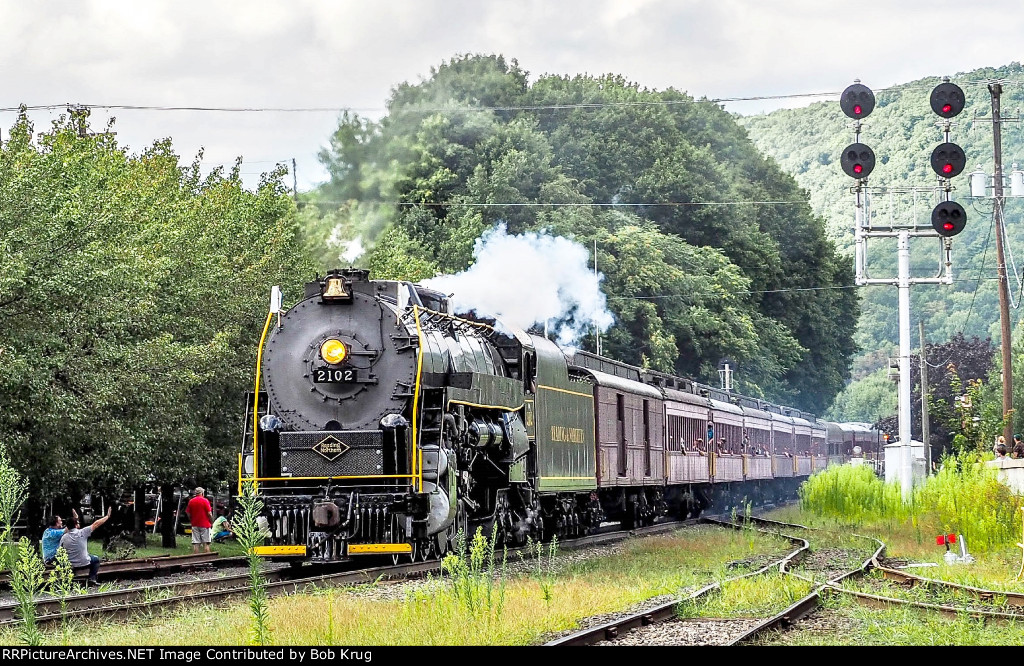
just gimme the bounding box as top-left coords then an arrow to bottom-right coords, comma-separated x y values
2,0 -> 1022,190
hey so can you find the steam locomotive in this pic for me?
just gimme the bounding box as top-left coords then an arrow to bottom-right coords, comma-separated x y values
241,269 -> 879,562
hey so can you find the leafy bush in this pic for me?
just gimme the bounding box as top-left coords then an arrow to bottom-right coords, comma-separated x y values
800,452 -> 1022,553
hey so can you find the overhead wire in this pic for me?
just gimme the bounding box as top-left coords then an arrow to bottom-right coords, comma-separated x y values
3,79 -> 1022,116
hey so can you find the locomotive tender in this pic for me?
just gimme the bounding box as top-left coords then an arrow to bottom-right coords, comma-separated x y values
241,269 -> 878,562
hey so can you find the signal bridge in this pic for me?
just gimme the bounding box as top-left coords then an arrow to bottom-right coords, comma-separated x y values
840,80 -> 968,497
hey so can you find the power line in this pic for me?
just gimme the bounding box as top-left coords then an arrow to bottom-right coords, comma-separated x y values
609,273 -> 1010,302
5,80 -> 1021,116
297,199 -> 806,208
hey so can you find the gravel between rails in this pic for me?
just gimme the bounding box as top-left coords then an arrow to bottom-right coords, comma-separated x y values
792,546 -> 868,583
755,606 -> 862,645
596,617 -> 764,645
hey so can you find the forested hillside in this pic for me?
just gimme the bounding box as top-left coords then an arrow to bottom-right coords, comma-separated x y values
741,63 -> 1024,374
303,54 -> 859,414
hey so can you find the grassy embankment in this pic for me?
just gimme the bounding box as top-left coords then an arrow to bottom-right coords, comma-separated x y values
0,524 -> 791,645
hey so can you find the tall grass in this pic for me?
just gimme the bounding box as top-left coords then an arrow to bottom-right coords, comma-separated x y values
0,444 -> 28,571
48,548 -> 77,645
800,451 -> 1022,553
235,481 -> 271,645
439,526 -> 507,619
11,537 -> 46,646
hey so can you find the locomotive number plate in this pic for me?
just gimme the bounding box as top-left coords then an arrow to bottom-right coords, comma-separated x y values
313,367 -> 357,383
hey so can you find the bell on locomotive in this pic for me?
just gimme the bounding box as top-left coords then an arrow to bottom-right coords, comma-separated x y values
241,269 -> 457,562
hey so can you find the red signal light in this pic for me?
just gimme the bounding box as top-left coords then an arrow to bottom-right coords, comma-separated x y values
942,163 -> 953,174
853,104 -> 862,115
853,164 -> 863,174
943,222 -> 955,231
942,103 -> 952,114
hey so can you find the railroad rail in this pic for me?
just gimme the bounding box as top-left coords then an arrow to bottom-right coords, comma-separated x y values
0,518 -> 692,628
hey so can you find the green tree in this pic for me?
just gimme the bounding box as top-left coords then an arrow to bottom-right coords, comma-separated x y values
0,109 -> 313,523
311,55 -> 858,411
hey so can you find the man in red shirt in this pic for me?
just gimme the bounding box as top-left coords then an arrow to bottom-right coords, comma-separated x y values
186,487 -> 214,554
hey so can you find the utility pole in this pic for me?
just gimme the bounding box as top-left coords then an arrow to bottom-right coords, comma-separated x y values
920,320 -> 931,475
989,83 -> 1014,445
292,158 -> 298,202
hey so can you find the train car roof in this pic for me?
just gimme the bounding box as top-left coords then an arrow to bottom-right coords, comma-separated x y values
708,397 -> 744,416
768,411 -> 795,425
661,386 -> 710,407
789,415 -> 813,427
580,368 -> 664,399
740,404 -> 773,421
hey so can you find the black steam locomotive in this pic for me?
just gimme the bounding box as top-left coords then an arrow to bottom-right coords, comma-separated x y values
241,269 -> 874,562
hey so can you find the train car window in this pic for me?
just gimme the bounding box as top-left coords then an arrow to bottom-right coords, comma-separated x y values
617,394 -> 626,476
667,415 -> 682,452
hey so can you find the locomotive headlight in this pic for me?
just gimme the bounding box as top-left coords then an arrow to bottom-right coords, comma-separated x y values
319,338 -> 349,365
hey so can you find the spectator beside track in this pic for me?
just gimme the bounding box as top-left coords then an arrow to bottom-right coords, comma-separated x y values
41,508 -> 77,565
1013,434 -> 1024,459
186,487 -> 214,554
59,507 -> 112,585
995,435 -> 1008,458
212,515 -> 233,543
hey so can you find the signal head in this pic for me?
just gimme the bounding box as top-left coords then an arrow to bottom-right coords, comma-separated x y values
931,201 -> 967,237
840,142 -> 875,179
930,142 -> 966,178
840,83 -> 875,120
930,82 -> 965,118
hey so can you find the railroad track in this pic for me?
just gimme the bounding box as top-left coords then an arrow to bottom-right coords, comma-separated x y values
813,556 -> 1024,625
0,552 -> 245,588
0,519 -> 692,628
733,523 -> 1024,643
546,515 -> 883,646
546,516 -> 814,646
725,517 -> 883,645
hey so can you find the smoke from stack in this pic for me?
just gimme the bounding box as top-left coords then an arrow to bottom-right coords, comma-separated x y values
424,224 -> 614,346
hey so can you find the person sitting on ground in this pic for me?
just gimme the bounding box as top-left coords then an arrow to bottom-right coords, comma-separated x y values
212,515 -> 233,543
41,508 -> 77,565
59,506 -> 112,586
186,487 -> 214,554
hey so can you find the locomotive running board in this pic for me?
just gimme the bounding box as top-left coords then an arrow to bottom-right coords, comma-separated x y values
348,543 -> 413,555
253,545 -> 307,556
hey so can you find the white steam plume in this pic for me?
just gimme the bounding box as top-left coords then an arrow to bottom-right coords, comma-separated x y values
424,224 -> 614,346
